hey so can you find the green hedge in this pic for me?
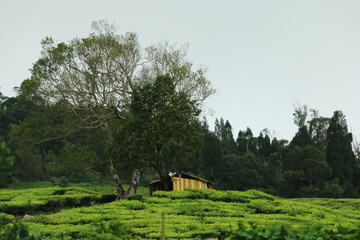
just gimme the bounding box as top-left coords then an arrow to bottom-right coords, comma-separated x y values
2,186 -> 360,239
0,187 -> 113,215
152,188 -> 274,203
0,221 -> 130,240
231,223 -> 360,240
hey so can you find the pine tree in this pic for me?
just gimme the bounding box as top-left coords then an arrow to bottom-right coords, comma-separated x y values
326,111 -> 357,196
290,126 -> 313,147
214,118 -> 236,154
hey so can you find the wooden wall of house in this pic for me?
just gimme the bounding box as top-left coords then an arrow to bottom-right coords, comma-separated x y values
172,177 -> 208,191
149,176 -> 214,195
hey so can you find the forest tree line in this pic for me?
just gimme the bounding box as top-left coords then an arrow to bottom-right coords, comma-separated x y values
0,20 -> 214,200
1,21 -> 360,199
192,107 -> 360,198
1,86 -> 360,198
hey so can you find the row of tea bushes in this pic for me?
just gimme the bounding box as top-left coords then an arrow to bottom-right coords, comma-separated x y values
0,220 -> 130,240
0,213 -> 14,227
230,223 -> 360,240
0,186 -> 116,215
4,218 -> 360,240
152,189 -> 276,202
20,189 -> 360,239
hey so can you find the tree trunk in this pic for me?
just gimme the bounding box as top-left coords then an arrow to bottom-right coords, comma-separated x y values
125,169 -> 141,196
110,158 -> 142,200
41,155 -> 48,176
104,123 -> 141,200
109,158 -> 126,200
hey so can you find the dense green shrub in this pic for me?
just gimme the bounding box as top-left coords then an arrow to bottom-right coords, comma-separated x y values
152,190 -> 197,199
0,213 -> 14,227
3,183 -> 360,239
59,177 -> 69,188
0,222 -> 41,240
90,221 -> 130,240
0,142 -> 14,188
176,200 -> 222,216
0,187 -> 109,214
125,194 -> 144,201
152,189 -> 251,203
0,221 -> 130,240
230,223 -> 360,240
120,200 -> 147,210
241,190 -> 276,200
99,194 -> 117,203
247,200 -> 281,214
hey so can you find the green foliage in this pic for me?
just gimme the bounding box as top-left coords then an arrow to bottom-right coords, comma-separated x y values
0,220 -> 129,240
231,223 -> 360,240
240,190 -> 275,200
9,102 -> 106,182
47,141 -> 103,182
223,152 -> 265,190
13,20 -> 214,197
236,127 -> 257,155
151,189 -> 275,203
192,108 -> 360,198
290,126 -> 313,147
282,145 -> 330,197
215,118 -> 237,155
153,189 -> 252,203
326,111 -> 358,196
90,221 -> 130,240
198,131 -> 222,183
125,194 -> 144,201
1,184 -> 359,239
0,142 -> 14,187
0,213 -> 14,227
0,222 -> 40,240
322,179 -> 345,198
0,185 -> 116,215
59,176 -> 69,188
0,94 -> 39,141
121,200 -> 147,210
111,75 -> 202,180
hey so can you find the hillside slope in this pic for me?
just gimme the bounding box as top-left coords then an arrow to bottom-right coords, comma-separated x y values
18,188 -> 360,239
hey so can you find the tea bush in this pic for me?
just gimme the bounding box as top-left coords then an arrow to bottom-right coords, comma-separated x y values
3,185 -> 360,239
230,223 -> 360,240
247,199 -> 281,214
20,189 -> 360,239
0,221 -> 130,240
0,186 -> 115,215
0,213 -> 14,227
152,188 -> 250,203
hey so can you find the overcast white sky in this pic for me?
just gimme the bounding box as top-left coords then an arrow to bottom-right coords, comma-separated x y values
1,0 -> 360,141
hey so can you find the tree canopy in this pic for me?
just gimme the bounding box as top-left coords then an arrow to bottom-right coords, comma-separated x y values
0,22 -> 359,199
9,21 -> 214,199
111,75 -> 202,189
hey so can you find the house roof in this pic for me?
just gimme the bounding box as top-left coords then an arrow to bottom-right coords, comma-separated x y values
149,172 -> 214,185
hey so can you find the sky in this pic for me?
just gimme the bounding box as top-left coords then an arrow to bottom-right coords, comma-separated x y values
1,0 -> 360,141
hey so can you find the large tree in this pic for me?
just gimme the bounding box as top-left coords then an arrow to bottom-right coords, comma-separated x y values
200,131 -> 223,183
111,76 -> 202,191
223,152 -> 265,191
0,141 -> 14,187
16,21 -> 214,199
214,118 -> 236,155
236,127 -> 257,155
282,145 -> 330,197
326,111 -> 357,196
292,105 -> 330,150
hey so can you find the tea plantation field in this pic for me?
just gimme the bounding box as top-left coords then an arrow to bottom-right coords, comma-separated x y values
1,183 -> 360,239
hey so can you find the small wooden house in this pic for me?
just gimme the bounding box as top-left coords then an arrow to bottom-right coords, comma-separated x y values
149,172 -> 214,195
